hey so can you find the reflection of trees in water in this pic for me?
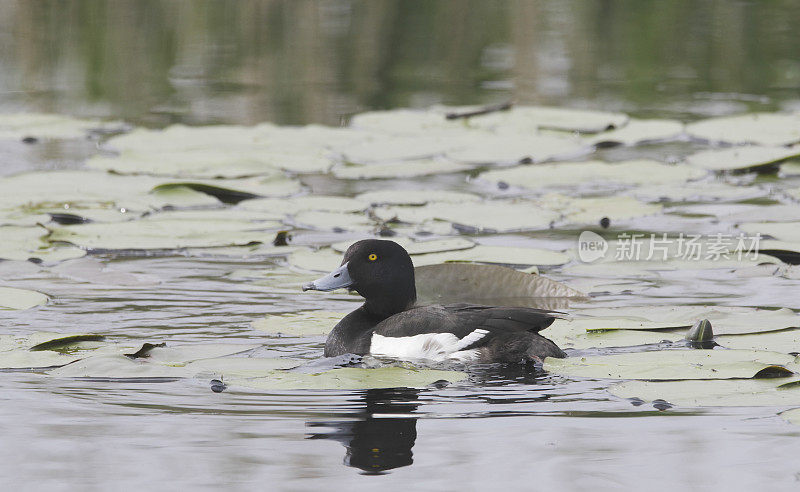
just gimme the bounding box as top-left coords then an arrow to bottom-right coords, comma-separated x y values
307,388 -> 419,474
1,1 -> 798,125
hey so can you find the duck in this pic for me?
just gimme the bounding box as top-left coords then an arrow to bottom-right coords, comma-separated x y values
302,239 -> 566,364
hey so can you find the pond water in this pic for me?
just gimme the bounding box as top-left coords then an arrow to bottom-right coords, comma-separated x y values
2,1 -> 800,490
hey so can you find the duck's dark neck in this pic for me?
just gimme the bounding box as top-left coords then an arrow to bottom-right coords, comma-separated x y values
362,284 -> 416,319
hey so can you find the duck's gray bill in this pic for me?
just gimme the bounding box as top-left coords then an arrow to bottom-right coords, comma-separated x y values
302,263 -> 353,292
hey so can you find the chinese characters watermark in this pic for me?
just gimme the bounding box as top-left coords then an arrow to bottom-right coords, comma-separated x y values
577,232 -> 761,263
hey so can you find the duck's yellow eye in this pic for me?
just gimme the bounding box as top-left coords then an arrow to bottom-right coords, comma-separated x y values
368,253 -> 378,261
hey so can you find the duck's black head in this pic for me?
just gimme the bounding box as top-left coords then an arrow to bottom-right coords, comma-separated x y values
303,239 -> 416,317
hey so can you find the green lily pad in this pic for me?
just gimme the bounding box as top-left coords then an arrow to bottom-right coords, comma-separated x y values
0,286 -> 49,310
48,354 -> 196,379
291,211 -> 377,232
252,311 -> 346,337
716,329 -> 800,353
342,136 -> 461,163
0,225 -> 87,262
478,160 -> 706,192
333,159 -> 469,179
686,112 -> 800,146
130,343 -> 261,365
685,145 -> 800,172
779,407 -> 800,425
238,196 -> 369,215
610,377 -> 800,407
0,350 -> 85,369
543,349 -> 796,380
541,194 -> 663,225
630,180 -> 767,203
544,323 -> 685,351
228,366 -> 467,390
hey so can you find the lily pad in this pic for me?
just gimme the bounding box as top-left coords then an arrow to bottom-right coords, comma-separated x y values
740,222 -> 800,243
0,113 -> 124,140
185,357 -> 303,377
373,201 -> 560,232
716,329 -> 800,353
610,377 -> 800,407
342,136 -> 461,163
355,189 -> 481,206
544,323 -> 685,351
0,286 -> 48,310
331,238 -> 475,256
0,350 -> 85,369
333,159 -> 469,179
630,180 -> 766,203
686,112 -> 800,146
252,311 -> 346,337
48,355 -> 195,379
291,211 -> 377,232
445,135 -> 586,164
468,106 -> 629,134
228,366 -> 467,390
131,343 -> 262,365
541,194 -> 663,225
587,119 -> 684,146
238,196 -> 369,215
543,349 -> 796,380
478,160 -> 706,192
685,145 -> 800,172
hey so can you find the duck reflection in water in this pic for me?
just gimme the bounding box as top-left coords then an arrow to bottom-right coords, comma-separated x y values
307,388 -> 420,474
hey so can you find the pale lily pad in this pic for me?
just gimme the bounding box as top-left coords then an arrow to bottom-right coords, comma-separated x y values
238,196 -> 369,215
469,106 -> 629,134
544,323 -> 685,351
543,349 -> 796,380
287,248 -> 344,272
574,306 -> 800,335
355,189 -> 481,206
333,160 -> 469,179
541,194 -> 663,225
252,311 -> 346,337
228,366 -> 467,390
412,245 -> 570,267
716,329 -> 800,353
686,112 -> 800,146
0,350 -> 84,369
185,357 -> 303,378
780,407 -> 800,425
685,145 -> 800,172
478,160 -> 706,191
0,286 -> 48,310
740,222 -> 800,243
610,377 -> 800,407
630,181 -> 766,203
587,119 -> 684,146
48,355 -> 195,379
48,211 -> 282,250
373,201 -> 560,232
415,263 -> 584,305
292,211 -> 377,232
445,135 -> 586,164
342,136 -> 461,163
0,113 -> 123,140
0,225 -> 87,262
134,343 -> 261,365
51,257 -> 161,286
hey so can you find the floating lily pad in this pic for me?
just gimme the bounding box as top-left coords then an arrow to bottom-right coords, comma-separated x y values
185,357 -> 303,377
48,355 -> 195,379
333,159 -> 469,179
587,119 -> 684,146
686,112 -> 800,146
52,257 -> 161,286
0,225 -> 87,262
780,407 -> 800,425
252,311 -> 346,337
238,196 -> 369,215
478,160 -> 706,192
543,349 -> 796,380
342,136 -> 461,163
630,180 -> 766,203
373,201 -> 560,232
48,211 -> 281,250
445,135 -> 586,164
685,145 -> 800,172
355,189 -> 481,206
132,343 -> 261,365
0,113 -> 124,140
715,329 -> 800,353
468,106 -> 629,134
574,306 -> 800,335
544,323 -> 684,351
291,211 -> 377,232
541,194 -> 663,225
228,366 -> 467,390
610,377 -> 800,407
740,222 -> 800,243
0,350 -> 85,369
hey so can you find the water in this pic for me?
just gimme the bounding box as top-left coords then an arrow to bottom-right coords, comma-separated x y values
2,1 -> 800,490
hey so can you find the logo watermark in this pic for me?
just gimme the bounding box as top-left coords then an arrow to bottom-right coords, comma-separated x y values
576,232 -> 761,263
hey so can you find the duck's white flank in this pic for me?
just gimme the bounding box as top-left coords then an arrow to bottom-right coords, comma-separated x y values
370,329 -> 488,361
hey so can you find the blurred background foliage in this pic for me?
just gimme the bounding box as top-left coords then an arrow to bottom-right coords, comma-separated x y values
1,0 -> 799,127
